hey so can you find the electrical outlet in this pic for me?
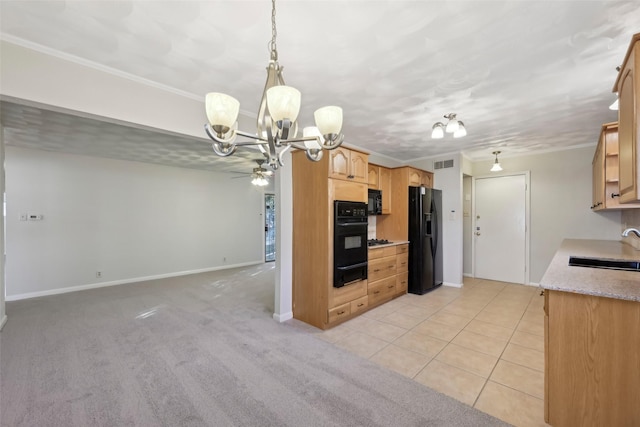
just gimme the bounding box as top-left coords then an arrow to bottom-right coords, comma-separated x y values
96,271 -> 102,278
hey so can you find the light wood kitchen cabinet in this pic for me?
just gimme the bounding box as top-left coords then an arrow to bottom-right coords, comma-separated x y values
291,148 -> 368,330
591,122 -> 640,210
368,164 -> 380,188
376,166 -> 433,241
379,166 -> 392,214
544,290 -> 640,426
367,243 -> 408,307
328,147 -> 368,184
613,33 -> 640,203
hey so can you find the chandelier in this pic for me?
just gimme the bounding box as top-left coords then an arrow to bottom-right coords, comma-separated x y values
431,113 -> 467,139
204,0 -> 344,170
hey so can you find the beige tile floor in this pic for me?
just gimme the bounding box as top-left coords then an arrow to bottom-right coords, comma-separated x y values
317,277 -> 550,427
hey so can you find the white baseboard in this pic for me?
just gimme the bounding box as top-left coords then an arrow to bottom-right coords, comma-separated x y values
273,312 -> 293,323
463,273 -> 473,278
526,282 -> 540,288
0,314 -> 7,331
443,282 -> 463,288
5,261 -> 263,301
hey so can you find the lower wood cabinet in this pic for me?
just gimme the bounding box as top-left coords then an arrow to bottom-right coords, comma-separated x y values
324,244 -> 409,327
544,290 -> 640,426
367,243 -> 409,308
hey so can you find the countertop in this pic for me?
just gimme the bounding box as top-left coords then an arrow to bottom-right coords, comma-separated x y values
368,240 -> 409,249
540,239 -> 640,302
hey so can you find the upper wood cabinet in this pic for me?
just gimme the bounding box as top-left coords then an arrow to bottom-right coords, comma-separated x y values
407,167 -> 433,188
368,163 -> 393,214
592,122 -> 640,210
614,33 -> 640,203
328,147 -> 368,184
379,166 -> 392,214
368,164 -> 380,188
376,166 -> 433,241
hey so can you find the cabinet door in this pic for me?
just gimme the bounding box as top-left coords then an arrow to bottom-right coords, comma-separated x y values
350,151 -> 369,183
379,166 -> 392,214
368,164 -> 380,189
592,135 -> 605,210
328,147 -> 350,180
421,171 -> 433,188
618,43 -> 638,203
408,169 -> 422,186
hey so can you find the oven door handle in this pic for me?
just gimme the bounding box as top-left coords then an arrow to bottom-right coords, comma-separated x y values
336,222 -> 367,226
336,262 -> 368,270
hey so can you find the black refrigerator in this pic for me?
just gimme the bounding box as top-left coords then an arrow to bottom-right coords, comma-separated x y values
408,186 -> 443,294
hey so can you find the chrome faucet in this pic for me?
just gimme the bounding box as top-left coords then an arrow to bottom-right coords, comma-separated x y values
622,228 -> 640,238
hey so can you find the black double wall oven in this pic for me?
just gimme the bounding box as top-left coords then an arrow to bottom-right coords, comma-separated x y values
333,200 -> 368,287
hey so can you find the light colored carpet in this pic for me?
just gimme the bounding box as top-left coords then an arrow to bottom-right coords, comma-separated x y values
1,263 -> 510,426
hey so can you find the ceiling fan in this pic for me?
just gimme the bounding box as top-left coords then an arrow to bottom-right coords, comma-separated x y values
230,159 -> 273,186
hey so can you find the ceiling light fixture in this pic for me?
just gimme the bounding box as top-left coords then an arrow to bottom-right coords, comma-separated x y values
204,0 -> 344,170
431,113 -> 466,139
490,151 -> 503,172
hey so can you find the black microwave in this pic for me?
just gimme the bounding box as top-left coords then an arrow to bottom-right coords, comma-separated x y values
368,189 -> 382,215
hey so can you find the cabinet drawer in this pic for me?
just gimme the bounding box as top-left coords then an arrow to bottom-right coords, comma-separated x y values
369,247 -> 383,260
368,276 -> 396,305
368,256 -> 397,282
397,253 -> 409,273
327,302 -> 351,324
350,295 -> 369,314
330,279 -> 367,308
396,244 -> 409,255
396,272 -> 408,294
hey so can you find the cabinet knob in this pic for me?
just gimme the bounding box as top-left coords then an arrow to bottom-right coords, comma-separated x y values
337,310 -> 345,315
611,193 -> 620,198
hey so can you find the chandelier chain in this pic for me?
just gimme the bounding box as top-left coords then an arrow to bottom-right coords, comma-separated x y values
269,0 -> 278,60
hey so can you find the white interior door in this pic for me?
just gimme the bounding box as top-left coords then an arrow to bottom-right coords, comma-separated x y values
474,174 -> 528,284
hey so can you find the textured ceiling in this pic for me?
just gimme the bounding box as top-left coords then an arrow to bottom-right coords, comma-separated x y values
1,0 -> 639,170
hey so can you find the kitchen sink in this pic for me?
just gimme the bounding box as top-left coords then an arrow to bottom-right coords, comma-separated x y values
568,256 -> 640,272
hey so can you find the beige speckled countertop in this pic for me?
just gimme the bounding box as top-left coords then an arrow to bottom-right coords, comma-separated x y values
368,240 -> 410,249
540,239 -> 640,302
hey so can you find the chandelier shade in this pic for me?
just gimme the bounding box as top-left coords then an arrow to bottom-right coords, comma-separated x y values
314,106 -> 343,136
205,92 -> 240,130
431,122 -> 445,139
445,119 -> 459,133
453,122 -> 467,138
266,86 -> 301,123
203,0 -> 344,170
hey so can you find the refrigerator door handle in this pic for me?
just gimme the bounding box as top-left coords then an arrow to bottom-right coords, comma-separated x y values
432,199 -> 439,255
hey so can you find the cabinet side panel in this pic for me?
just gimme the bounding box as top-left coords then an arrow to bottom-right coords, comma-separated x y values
292,152 -> 329,329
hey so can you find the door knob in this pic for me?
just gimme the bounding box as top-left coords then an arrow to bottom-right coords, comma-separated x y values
475,232 -> 481,236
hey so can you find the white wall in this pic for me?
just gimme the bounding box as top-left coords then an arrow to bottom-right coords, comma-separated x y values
462,175 -> 472,276
6,147 -> 264,299
0,118 -> 6,329
472,146 -> 621,283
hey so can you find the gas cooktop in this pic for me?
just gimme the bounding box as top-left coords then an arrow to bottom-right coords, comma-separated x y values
368,239 -> 392,247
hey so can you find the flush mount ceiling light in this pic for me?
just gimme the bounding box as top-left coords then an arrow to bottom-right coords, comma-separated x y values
204,0 -> 344,170
431,113 -> 466,139
490,151 -> 503,172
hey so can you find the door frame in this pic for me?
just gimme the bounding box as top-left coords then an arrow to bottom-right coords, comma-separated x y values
471,171 -> 531,285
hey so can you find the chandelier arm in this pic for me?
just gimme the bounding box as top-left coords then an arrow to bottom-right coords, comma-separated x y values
204,123 -> 236,144
233,129 -> 268,142
319,133 -> 344,150
277,143 -> 292,167
264,118 -> 280,169
305,149 -> 323,162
